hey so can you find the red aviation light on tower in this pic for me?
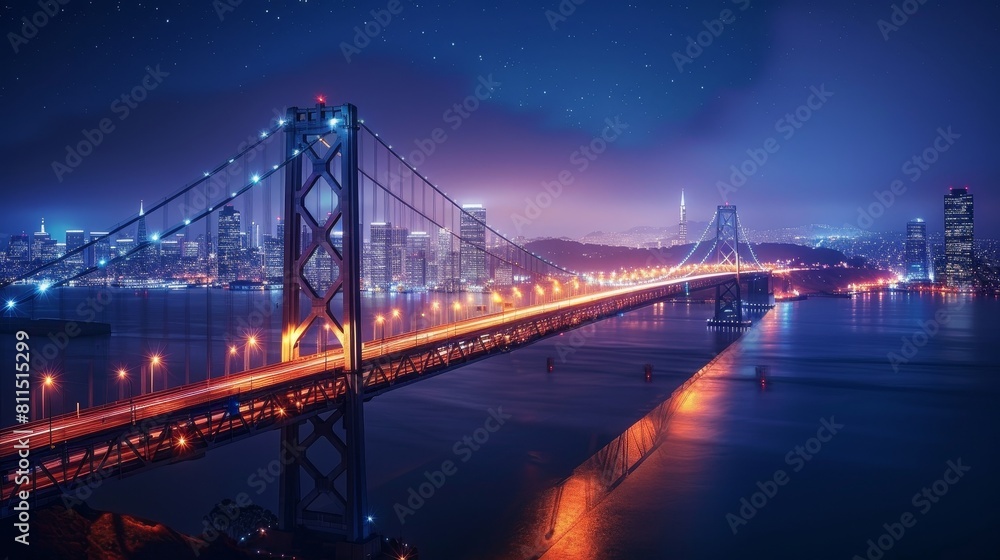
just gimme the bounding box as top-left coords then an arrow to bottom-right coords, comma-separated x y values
316,94 -> 326,105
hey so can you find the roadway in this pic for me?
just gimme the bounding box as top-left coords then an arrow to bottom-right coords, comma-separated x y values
0,272 -> 736,458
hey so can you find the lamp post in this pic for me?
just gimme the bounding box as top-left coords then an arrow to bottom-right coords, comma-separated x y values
323,323 -> 330,371
42,374 -> 56,447
244,336 -> 257,371
148,354 -> 163,393
117,368 -> 134,425
244,336 -> 258,392
374,315 -> 385,355
226,345 -> 237,376
390,309 -> 401,337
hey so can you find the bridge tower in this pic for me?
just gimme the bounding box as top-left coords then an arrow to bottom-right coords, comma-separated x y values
708,204 -> 750,328
714,204 -> 740,268
278,102 -> 372,547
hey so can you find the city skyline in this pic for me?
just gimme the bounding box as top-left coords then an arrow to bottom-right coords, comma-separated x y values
3,3 -> 999,240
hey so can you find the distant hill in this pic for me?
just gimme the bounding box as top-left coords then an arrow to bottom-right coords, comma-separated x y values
525,238 -> 851,273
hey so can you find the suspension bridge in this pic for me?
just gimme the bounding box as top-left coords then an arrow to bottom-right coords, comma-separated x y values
0,102 -> 770,554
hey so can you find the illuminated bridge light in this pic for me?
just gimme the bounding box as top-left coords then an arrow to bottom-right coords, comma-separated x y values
5,300 -> 15,309
251,174 -> 260,183
260,131 -> 268,138
278,118 -> 286,126
184,219 -> 191,225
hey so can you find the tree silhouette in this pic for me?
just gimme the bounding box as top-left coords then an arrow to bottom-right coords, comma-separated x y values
203,499 -> 277,543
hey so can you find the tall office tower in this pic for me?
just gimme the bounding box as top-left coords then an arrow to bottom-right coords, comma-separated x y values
65,230 -> 86,265
460,204 -> 487,286
436,227 -> 457,289
217,205 -> 242,283
678,189 -> 688,245
943,186 -> 974,287
31,218 -> 51,263
6,233 -> 29,267
262,234 -> 283,281
136,200 -> 147,242
405,231 -> 431,289
904,220 -> 929,282
369,222 -> 392,291
389,226 -> 408,284
89,232 -> 111,266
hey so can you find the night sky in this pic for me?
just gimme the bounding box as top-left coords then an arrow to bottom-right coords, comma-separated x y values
2,0 -> 998,241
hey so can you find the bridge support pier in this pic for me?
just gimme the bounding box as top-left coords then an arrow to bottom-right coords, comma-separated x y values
706,277 -> 750,329
745,272 -> 774,310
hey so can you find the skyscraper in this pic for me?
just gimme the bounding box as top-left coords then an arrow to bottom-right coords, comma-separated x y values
217,205 -> 242,283
460,204 -> 487,286
904,219 -> 929,282
405,231 -> 431,289
31,218 -> 53,263
65,230 -> 86,265
89,232 -> 111,267
369,222 -> 392,291
943,186 -> 974,287
136,200 -> 147,243
6,234 -> 29,269
678,189 -> 688,245
436,227 -> 457,290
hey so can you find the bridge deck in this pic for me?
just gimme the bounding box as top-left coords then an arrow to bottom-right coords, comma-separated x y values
0,273 -> 738,514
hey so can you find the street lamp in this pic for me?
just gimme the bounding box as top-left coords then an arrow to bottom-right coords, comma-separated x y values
452,302 -> 462,337
374,315 -> 385,355
42,374 -> 55,447
390,309 -> 401,337
149,354 -> 162,393
323,323 -> 331,371
244,336 -> 258,371
226,345 -> 238,376
117,368 -> 135,425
